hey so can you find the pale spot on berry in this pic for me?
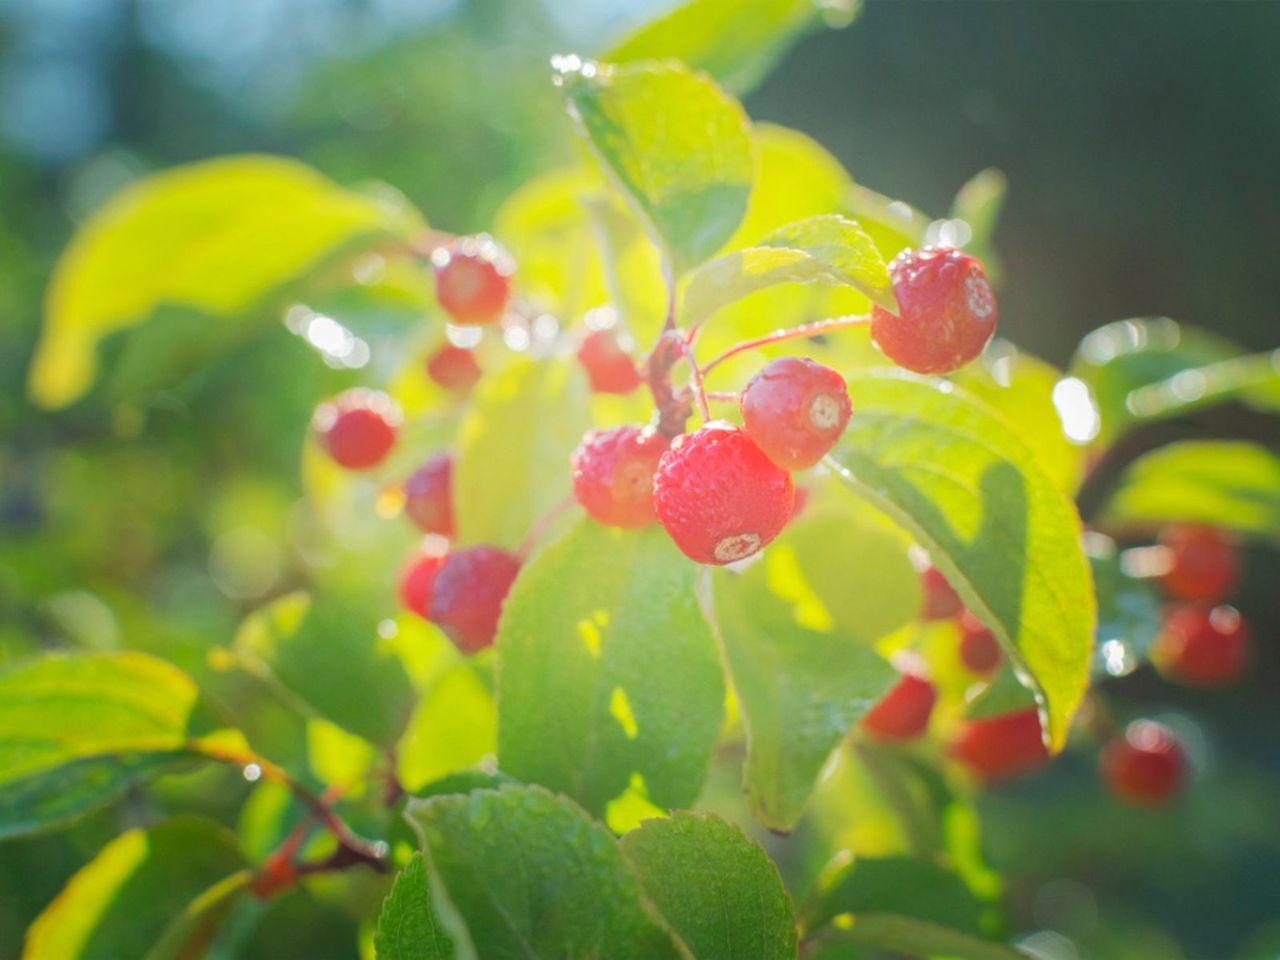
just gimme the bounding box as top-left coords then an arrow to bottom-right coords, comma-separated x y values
964,274 -> 995,319
714,532 -> 762,563
807,393 -> 843,431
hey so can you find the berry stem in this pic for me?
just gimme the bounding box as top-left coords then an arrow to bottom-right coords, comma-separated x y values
701,314 -> 871,378
704,390 -> 739,403
670,331 -> 711,423
517,494 -> 578,561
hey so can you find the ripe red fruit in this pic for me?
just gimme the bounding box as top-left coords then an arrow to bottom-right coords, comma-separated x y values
1153,603 -> 1251,687
1157,524 -> 1240,603
425,343 -> 482,393
950,708 -> 1050,783
577,328 -> 643,395
1099,720 -> 1186,808
313,389 -> 400,470
920,565 -> 963,621
428,546 -> 521,654
571,425 -> 669,528
739,357 -> 852,470
652,422 -> 794,565
862,674 -> 937,741
958,610 -> 1001,674
871,246 -> 997,374
403,454 -> 455,538
399,554 -> 445,619
431,236 -> 513,326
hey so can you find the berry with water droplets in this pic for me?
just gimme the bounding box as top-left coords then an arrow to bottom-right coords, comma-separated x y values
431,236 -> 513,326
313,389 -> 400,470
426,343 -> 482,393
920,565 -> 962,621
403,454 -> 455,538
571,425 -> 669,528
871,246 -> 997,374
1100,720 -> 1186,807
862,674 -> 936,741
1153,603 -> 1250,687
652,421 -> 794,565
950,708 -> 1049,783
399,554 -> 445,619
577,328 -> 643,395
428,546 -> 521,654
1157,524 -> 1240,603
739,357 -> 851,470
959,609 -> 1002,674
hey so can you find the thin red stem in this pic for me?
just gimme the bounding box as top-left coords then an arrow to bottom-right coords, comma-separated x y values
668,332 -> 711,423
701,314 -> 871,378
517,494 -> 578,561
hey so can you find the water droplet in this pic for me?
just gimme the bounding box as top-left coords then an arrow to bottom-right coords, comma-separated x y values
243,763 -> 262,782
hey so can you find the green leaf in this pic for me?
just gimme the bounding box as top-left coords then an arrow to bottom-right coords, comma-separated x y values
845,184 -> 929,262
375,853 -> 455,960
406,785 -> 688,959
22,818 -> 248,960
1101,440 -> 1280,541
1120,350 -> 1280,424
454,358 -> 592,550
807,855 -> 984,935
1089,537 -> 1162,674
621,812 -> 798,959
607,0 -> 860,95
684,215 -> 894,325
28,155 -> 414,409
498,520 -> 723,816
557,58 -> 753,275
397,663 -> 496,793
711,521 -> 901,831
949,168 -> 1007,275
827,373 -> 1096,751
827,914 -> 1027,960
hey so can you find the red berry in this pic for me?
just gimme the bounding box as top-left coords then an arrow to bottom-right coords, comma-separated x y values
1153,603 -> 1250,687
862,674 -> 937,741
739,357 -> 851,470
1099,720 -> 1186,808
577,328 -> 643,395
399,554 -> 445,619
403,454 -> 455,538
571,425 -> 669,528
313,389 -> 400,470
1157,524 -> 1240,603
950,708 -> 1050,783
426,344 -> 482,393
920,565 -> 962,621
432,236 -> 513,326
428,546 -> 521,654
871,246 -> 997,374
958,610 -> 1001,674
652,422 -> 794,565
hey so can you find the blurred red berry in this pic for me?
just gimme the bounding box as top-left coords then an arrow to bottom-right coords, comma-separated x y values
403,454 -> 455,538
577,328 -> 643,395
313,389 -> 400,470
862,674 -> 937,741
429,546 -> 521,654
959,609 -> 1002,674
739,357 -> 851,470
571,425 -> 669,528
1100,720 -> 1186,807
1157,524 -> 1240,603
426,343 -> 482,393
920,565 -> 963,621
950,708 -> 1050,783
871,246 -> 997,374
652,422 -> 794,565
399,554 -> 445,619
432,236 -> 513,326
1154,603 -> 1251,687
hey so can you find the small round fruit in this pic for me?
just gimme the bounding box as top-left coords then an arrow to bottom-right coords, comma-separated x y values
428,546 -> 521,654
1153,603 -> 1250,687
313,389 -> 400,470
426,344 -> 482,393
399,554 -> 445,619
871,246 -> 997,374
577,328 -> 643,395
1100,720 -> 1186,807
920,565 -> 962,621
950,708 -> 1049,783
862,674 -> 937,741
652,422 -> 794,565
571,425 -> 669,528
739,357 -> 852,470
1157,524 -> 1240,603
431,236 -> 513,326
403,454 -> 455,538
958,610 -> 1001,674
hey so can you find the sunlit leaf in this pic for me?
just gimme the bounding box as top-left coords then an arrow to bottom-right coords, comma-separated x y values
397,665 -> 496,793
806,855 -> 984,935
949,168 -> 1007,278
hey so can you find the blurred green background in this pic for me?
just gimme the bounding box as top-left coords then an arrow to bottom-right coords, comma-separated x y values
1,2 -> 1277,958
